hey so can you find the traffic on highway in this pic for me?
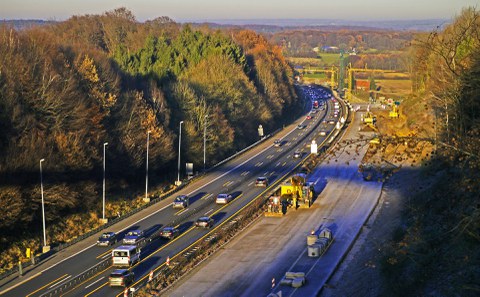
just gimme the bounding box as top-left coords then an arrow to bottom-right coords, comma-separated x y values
3,85 -> 344,297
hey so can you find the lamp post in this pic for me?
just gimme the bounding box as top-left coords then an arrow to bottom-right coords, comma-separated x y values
102,142 -> 108,223
176,121 -> 184,186
40,158 -> 49,253
144,131 -> 151,202
204,115 -> 208,171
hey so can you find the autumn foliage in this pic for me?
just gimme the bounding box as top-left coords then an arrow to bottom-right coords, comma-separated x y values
0,8 -> 301,269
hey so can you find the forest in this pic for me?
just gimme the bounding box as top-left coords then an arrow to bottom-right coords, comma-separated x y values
0,8 -> 301,270
380,7 -> 480,296
268,29 -> 414,56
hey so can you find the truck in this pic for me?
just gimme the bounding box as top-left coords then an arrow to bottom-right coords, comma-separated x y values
265,173 -> 316,217
279,173 -> 315,209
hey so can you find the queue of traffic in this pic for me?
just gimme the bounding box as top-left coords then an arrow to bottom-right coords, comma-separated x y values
94,85 -> 336,290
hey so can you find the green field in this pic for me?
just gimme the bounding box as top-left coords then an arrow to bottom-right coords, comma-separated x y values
287,53 -> 340,68
317,53 -> 340,66
303,73 -> 328,79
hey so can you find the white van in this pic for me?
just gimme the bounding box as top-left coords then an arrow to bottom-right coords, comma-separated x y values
112,245 -> 141,267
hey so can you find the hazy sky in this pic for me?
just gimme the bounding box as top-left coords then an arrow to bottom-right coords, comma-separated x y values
0,0 -> 477,21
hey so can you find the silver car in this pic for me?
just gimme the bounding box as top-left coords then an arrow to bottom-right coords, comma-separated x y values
293,150 -> 302,158
216,193 -> 233,204
109,269 -> 134,287
195,216 -> 214,228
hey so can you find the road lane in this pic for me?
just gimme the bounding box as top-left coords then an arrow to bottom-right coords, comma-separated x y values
2,86 -> 335,297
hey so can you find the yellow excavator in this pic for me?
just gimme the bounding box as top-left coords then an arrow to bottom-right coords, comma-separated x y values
389,102 -> 400,118
361,106 -> 377,132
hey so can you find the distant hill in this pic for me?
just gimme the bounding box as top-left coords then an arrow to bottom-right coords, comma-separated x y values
185,18 -> 449,32
2,18 -> 449,33
0,19 -> 56,30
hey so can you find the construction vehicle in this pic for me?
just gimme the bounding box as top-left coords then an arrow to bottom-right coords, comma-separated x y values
369,133 -> 381,145
361,109 -> 376,125
389,101 -> 400,118
360,106 -> 377,132
265,173 -> 316,217
279,173 -> 315,209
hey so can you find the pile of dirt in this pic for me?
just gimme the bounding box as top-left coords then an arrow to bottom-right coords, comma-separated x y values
321,103 -> 438,296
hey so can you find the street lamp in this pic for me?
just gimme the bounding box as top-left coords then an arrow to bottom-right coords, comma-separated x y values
39,158 -> 49,252
204,115 -> 208,171
102,142 -> 108,222
145,131 -> 151,202
176,121 -> 184,186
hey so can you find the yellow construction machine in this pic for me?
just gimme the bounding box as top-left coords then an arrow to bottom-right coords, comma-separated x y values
389,102 -> 400,118
362,110 -> 376,125
265,173 -> 316,217
360,106 -> 377,132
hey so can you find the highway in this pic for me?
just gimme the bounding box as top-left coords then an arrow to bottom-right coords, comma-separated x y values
1,85 -> 342,297
168,101 -> 381,297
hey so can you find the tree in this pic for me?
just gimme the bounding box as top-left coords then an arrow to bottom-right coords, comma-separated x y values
417,8 -> 480,143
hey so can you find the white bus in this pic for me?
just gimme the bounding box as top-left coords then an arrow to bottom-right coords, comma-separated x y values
112,245 -> 141,267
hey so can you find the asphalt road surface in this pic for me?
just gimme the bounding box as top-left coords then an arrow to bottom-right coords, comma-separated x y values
167,102 -> 382,297
0,86 -> 339,297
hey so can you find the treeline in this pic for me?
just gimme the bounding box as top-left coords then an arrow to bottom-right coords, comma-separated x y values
0,8 -> 300,256
268,29 -> 415,57
381,7 -> 480,296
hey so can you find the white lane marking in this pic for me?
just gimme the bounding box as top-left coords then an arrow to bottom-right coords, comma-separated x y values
275,162 -> 281,167
176,208 -> 188,216
101,253 -> 110,259
49,275 -> 72,288
204,209 -> 214,215
266,154 -> 274,159
263,172 -> 269,176
248,182 -> 254,186
185,119 -> 300,198
270,171 -> 275,176
255,162 -> 263,167
241,171 -> 250,176
0,272 -> 41,295
85,276 -> 105,289
28,199 -> 175,278
202,193 -> 213,200
7,110 -> 305,288
223,181 -> 233,187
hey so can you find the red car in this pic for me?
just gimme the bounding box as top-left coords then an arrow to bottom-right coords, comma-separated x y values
306,115 -> 312,120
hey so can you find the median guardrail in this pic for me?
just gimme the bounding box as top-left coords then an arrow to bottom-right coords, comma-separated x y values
129,89 -> 352,296
0,131 -> 280,283
39,258 -> 112,297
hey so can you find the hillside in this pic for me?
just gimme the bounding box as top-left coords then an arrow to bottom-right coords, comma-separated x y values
325,7 -> 480,297
0,8 -> 301,272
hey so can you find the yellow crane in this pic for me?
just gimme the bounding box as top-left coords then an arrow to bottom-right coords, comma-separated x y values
298,66 -> 337,89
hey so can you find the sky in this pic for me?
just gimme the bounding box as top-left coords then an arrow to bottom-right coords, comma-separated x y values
0,0 -> 477,22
